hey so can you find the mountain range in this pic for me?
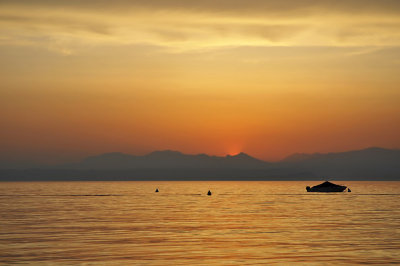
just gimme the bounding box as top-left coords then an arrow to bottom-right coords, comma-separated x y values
0,147 -> 399,181
62,150 -> 268,169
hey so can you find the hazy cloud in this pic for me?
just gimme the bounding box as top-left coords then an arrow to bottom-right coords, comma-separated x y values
1,0 -> 400,15
0,0 -> 400,53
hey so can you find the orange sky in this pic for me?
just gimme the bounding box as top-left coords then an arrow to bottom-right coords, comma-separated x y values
1,0 -> 400,163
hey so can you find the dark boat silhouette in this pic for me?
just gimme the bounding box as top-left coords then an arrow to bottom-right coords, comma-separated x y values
306,181 -> 347,192
207,190 -> 212,196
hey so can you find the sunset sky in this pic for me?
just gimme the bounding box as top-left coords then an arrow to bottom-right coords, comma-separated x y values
1,0 -> 400,163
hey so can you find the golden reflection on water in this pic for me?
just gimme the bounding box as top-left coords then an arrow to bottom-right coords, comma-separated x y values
1,181 -> 400,265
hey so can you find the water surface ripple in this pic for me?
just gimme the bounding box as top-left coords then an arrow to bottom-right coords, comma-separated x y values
1,181 -> 399,265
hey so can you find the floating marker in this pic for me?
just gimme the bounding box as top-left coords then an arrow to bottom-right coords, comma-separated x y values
207,190 -> 212,196
155,188 -> 159,192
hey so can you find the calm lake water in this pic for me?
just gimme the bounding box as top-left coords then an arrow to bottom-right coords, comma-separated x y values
1,181 -> 400,265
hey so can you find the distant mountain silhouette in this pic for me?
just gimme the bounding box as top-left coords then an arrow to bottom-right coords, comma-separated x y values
279,147 -> 400,179
62,150 -> 269,169
0,147 -> 399,181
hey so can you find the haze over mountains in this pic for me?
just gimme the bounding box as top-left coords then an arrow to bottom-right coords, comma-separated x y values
64,150 -> 268,169
0,147 -> 399,181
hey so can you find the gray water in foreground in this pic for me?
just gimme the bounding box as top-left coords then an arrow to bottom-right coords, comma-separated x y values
1,181 -> 400,265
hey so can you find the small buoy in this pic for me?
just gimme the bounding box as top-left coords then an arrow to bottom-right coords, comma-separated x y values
348,188 -> 351,192
155,188 -> 159,192
207,190 -> 212,196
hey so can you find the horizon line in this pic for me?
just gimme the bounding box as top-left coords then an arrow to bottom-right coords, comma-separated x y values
2,146 -> 397,166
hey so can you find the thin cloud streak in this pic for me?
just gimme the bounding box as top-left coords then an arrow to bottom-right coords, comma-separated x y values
2,0 -> 400,16
1,1 -> 400,53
